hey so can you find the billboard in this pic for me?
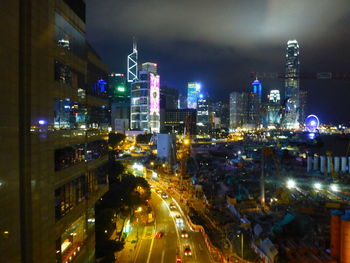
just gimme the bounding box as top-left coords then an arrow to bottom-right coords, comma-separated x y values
150,73 -> 160,116
150,73 -> 160,133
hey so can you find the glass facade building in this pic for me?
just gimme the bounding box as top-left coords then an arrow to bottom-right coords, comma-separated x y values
187,82 -> 201,109
130,70 -> 160,133
197,94 -> 211,134
284,39 -> 300,128
0,1 -> 109,262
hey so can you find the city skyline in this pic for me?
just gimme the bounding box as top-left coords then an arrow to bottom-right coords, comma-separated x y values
87,0 -> 350,124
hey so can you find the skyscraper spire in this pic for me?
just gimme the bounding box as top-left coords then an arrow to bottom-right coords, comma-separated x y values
133,36 -> 137,51
127,37 -> 138,83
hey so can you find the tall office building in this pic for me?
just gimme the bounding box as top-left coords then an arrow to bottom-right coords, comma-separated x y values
299,90 -> 308,123
284,39 -> 300,128
142,62 -> 157,74
164,109 -> 197,135
246,92 -> 260,129
229,92 -> 247,130
0,1 -> 109,262
178,93 -> 187,109
109,73 -> 130,133
267,90 -> 281,126
127,39 -> 138,83
187,82 -> 201,109
251,78 -> 263,102
197,93 -> 211,134
130,66 -> 160,133
160,86 -> 179,132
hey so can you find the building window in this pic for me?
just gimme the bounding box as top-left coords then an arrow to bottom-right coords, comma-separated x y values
54,99 -> 86,129
54,140 -> 108,171
59,215 -> 87,263
54,60 -> 85,89
54,12 -> 86,57
54,144 -> 85,171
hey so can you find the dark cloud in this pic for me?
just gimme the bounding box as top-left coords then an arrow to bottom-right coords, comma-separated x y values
87,0 -> 350,124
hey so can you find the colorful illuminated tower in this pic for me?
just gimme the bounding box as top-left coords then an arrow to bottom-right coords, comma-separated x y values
130,65 -> 160,133
187,82 -> 201,109
251,78 -> 262,102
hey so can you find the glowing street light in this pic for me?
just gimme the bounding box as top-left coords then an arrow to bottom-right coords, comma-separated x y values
183,138 -> 190,145
314,182 -> 322,190
286,179 -> 296,189
330,184 -> 338,192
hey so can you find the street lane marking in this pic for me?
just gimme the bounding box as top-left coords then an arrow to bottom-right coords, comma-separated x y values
143,226 -> 154,239
146,197 -> 157,263
161,249 -> 165,263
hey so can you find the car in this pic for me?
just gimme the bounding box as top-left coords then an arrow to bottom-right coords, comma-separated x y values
176,255 -> 182,262
184,246 -> 192,256
169,203 -> 176,210
175,215 -> 184,226
161,192 -> 168,199
180,229 -> 188,238
156,189 -> 162,194
155,231 -> 164,238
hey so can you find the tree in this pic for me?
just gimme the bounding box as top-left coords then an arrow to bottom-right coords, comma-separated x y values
108,133 -> 126,149
136,134 -> 152,144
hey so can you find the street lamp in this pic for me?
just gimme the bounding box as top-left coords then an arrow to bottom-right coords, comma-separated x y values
330,184 -> 338,192
313,182 -> 322,190
183,138 -> 190,145
237,231 -> 244,259
286,179 -> 296,189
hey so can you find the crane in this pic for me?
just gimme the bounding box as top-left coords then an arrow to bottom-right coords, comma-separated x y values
251,72 -> 350,80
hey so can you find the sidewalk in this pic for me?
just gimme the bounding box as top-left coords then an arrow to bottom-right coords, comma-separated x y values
113,216 -> 146,262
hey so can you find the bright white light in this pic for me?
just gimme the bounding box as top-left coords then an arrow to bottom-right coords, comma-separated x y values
330,184 -> 338,192
152,171 -> 158,178
38,120 -> 46,125
310,120 -> 316,126
287,179 -> 296,189
314,183 -> 322,190
132,163 -> 144,171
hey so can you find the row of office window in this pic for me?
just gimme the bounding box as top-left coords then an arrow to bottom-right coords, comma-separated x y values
54,164 -> 108,220
54,140 -> 108,171
54,98 -> 110,130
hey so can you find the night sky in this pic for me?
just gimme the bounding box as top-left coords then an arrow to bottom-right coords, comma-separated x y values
86,0 -> 350,124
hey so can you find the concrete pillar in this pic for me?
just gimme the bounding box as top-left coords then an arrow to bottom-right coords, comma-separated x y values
334,157 -> 340,173
320,156 -> 326,173
307,156 -> 313,172
327,156 -> 332,174
313,155 -> 319,170
341,157 -> 347,173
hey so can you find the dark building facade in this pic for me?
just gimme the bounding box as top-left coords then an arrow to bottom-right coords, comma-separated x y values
164,109 -> 197,135
109,73 -> 130,132
0,1 -> 109,262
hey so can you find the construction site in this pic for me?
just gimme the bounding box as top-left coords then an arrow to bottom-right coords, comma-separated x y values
178,130 -> 350,263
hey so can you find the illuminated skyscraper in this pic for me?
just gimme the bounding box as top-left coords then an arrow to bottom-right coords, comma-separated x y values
267,90 -> 281,126
197,93 -> 211,134
127,39 -> 138,83
229,92 -> 247,130
130,67 -> 160,133
284,39 -> 300,128
142,62 -> 157,74
109,73 -> 130,132
187,82 -> 201,109
251,78 -> 263,102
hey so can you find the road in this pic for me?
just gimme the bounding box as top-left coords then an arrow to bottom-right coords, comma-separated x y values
133,191 -> 213,263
